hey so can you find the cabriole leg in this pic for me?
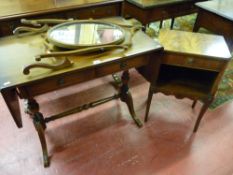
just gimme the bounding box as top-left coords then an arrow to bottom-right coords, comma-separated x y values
25,99 -> 49,167
120,71 -> 143,127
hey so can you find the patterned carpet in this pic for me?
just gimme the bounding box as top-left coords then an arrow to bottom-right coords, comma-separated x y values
148,14 -> 233,109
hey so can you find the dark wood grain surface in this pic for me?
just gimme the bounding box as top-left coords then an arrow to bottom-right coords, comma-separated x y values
196,0 -> 233,21
0,0 -> 123,36
158,29 -> 232,60
0,0 -> 123,20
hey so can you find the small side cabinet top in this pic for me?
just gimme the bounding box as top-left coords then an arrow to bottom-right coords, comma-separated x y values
158,29 -> 232,60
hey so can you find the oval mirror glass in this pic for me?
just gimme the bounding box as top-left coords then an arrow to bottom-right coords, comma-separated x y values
47,21 -> 125,49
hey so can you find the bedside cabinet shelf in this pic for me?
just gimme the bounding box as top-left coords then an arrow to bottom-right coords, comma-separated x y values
156,64 -> 218,98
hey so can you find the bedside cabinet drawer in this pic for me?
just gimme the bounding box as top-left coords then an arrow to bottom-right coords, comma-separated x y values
162,53 -> 226,71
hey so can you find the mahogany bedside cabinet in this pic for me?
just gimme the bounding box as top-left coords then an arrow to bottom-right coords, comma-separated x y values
144,29 -> 232,132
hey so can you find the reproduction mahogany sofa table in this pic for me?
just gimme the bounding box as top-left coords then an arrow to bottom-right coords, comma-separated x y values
0,18 -> 163,167
143,29 -> 232,132
193,0 -> 233,51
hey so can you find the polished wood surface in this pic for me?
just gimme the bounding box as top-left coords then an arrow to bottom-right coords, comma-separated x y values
0,0 -> 123,20
196,0 -> 233,21
158,29 -> 232,59
0,0 -> 123,36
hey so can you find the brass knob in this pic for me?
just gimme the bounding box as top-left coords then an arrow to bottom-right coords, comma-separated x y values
107,10 -> 112,14
57,77 -> 65,86
92,9 -> 96,14
120,62 -> 127,70
187,58 -> 194,64
162,10 -> 167,16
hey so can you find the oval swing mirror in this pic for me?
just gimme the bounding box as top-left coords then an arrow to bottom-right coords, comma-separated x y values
47,20 -> 125,49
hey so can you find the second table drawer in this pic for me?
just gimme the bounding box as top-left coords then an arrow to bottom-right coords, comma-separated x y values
95,55 -> 149,77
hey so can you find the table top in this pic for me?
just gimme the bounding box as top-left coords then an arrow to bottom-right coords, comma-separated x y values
196,0 -> 233,21
0,18 -> 162,91
158,29 -> 232,59
0,0 -> 123,21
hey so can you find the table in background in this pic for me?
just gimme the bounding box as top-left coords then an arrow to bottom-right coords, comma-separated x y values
122,0 -> 206,28
0,0 -> 123,36
193,0 -> 233,51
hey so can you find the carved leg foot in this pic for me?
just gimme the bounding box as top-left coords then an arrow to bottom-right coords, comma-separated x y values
193,98 -> 213,133
33,113 -> 49,167
192,100 -> 197,109
144,85 -> 154,122
24,99 -> 46,129
25,98 -> 49,167
120,71 -> 143,127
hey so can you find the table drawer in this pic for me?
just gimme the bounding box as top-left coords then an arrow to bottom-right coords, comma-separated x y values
95,55 -> 149,77
22,55 -> 149,97
162,53 -> 226,71
24,69 -> 95,96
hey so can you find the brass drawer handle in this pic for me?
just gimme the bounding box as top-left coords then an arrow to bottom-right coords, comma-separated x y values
107,10 -> 112,14
92,9 -> 96,14
162,10 -> 167,16
57,77 -> 65,86
187,58 -> 194,64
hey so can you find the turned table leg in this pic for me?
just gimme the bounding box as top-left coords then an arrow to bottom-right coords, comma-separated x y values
119,71 -> 143,127
25,99 -> 49,167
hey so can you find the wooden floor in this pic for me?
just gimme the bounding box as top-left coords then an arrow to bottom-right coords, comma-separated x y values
1,70 -> 233,175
